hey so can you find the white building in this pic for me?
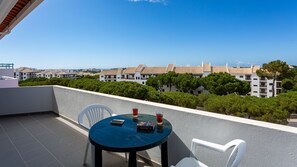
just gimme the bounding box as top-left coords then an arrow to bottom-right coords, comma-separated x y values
0,63 -> 18,88
14,67 -> 38,81
99,63 -> 282,98
36,70 -> 77,79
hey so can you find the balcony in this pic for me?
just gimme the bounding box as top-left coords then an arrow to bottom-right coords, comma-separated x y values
0,86 -> 297,167
0,113 -> 146,167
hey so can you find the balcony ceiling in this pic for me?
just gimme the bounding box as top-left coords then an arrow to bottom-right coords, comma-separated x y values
0,0 -> 43,39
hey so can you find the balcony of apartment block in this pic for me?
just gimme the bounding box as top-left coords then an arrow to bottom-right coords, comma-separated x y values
245,75 -> 251,81
260,77 -> 267,81
276,83 -> 282,89
259,84 -> 267,88
0,86 -> 297,167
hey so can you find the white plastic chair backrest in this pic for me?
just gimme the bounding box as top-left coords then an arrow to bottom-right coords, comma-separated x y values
225,139 -> 246,167
78,104 -> 113,130
190,138 -> 246,167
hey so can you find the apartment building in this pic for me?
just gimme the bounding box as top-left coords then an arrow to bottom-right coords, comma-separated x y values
99,63 -> 282,98
14,67 -> 38,81
36,70 -> 77,79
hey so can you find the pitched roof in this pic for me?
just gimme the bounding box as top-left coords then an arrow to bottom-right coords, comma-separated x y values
166,64 -> 175,72
203,63 -> 211,72
135,64 -> 145,72
252,66 -> 260,73
100,69 -> 122,75
212,66 -> 228,73
229,67 -> 252,74
141,67 -> 167,74
123,67 -> 137,74
174,67 -> 203,74
16,67 -> 35,73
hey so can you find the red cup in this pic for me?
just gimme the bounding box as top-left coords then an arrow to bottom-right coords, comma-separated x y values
133,108 -> 138,118
156,113 -> 163,125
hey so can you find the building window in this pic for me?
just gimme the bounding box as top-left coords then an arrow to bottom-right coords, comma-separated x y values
269,83 -> 273,86
269,90 -> 272,92
253,91 -> 258,93
239,75 -> 243,78
253,85 -> 257,87
142,82 -> 145,84
253,78 -> 258,80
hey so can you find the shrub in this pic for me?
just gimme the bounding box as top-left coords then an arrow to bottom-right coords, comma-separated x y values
160,92 -> 198,109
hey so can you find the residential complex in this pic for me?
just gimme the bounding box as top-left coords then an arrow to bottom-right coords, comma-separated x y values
14,67 -> 77,81
99,63 -> 282,98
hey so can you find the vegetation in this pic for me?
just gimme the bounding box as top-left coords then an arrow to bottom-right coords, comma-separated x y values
146,72 -> 201,93
19,76 -> 296,125
18,60 -> 297,125
257,60 -> 290,96
202,73 -> 250,95
160,92 -> 199,109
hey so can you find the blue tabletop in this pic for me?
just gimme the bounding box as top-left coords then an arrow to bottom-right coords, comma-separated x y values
89,114 -> 172,152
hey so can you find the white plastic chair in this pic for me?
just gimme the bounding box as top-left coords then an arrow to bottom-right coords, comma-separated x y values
78,104 -> 116,166
171,138 -> 246,167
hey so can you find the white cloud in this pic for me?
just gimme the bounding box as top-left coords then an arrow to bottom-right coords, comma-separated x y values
128,0 -> 166,4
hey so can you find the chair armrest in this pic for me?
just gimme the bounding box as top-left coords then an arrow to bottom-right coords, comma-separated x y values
191,138 -> 227,155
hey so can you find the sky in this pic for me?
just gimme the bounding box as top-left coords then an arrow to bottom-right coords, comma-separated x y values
1,0 -> 297,69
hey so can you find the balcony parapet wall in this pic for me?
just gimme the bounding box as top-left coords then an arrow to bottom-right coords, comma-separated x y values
52,85 -> 297,167
1,86 -> 297,166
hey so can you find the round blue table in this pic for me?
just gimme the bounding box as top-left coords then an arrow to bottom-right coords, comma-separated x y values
89,114 -> 172,167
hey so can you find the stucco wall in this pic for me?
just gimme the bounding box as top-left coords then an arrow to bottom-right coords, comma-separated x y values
0,86 -> 53,115
0,77 -> 18,88
0,69 -> 14,77
52,85 -> 297,167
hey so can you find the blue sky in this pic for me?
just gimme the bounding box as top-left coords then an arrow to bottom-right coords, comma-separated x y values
1,0 -> 297,69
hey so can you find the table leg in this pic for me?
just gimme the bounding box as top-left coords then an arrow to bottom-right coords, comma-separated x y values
161,141 -> 168,167
128,151 -> 137,167
95,147 -> 102,167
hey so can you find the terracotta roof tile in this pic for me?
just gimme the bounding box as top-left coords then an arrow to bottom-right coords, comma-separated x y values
203,63 -> 211,72
136,64 -> 145,72
252,66 -> 260,73
100,69 -> 122,75
166,64 -> 175,72
229,67 -> 252,74
212,66 -> 228,73
174,67 -> 203,74
141,67 -> 167,74
123,67 -> 137,74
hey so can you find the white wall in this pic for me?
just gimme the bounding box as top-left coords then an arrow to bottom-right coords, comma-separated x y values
0,77 -> 18,88
0,86 -> 53,115
52,85 -> 297,167
0,69 -> 14,77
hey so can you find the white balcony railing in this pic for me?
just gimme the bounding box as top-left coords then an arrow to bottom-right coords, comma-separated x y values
0,85 -> 297,167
